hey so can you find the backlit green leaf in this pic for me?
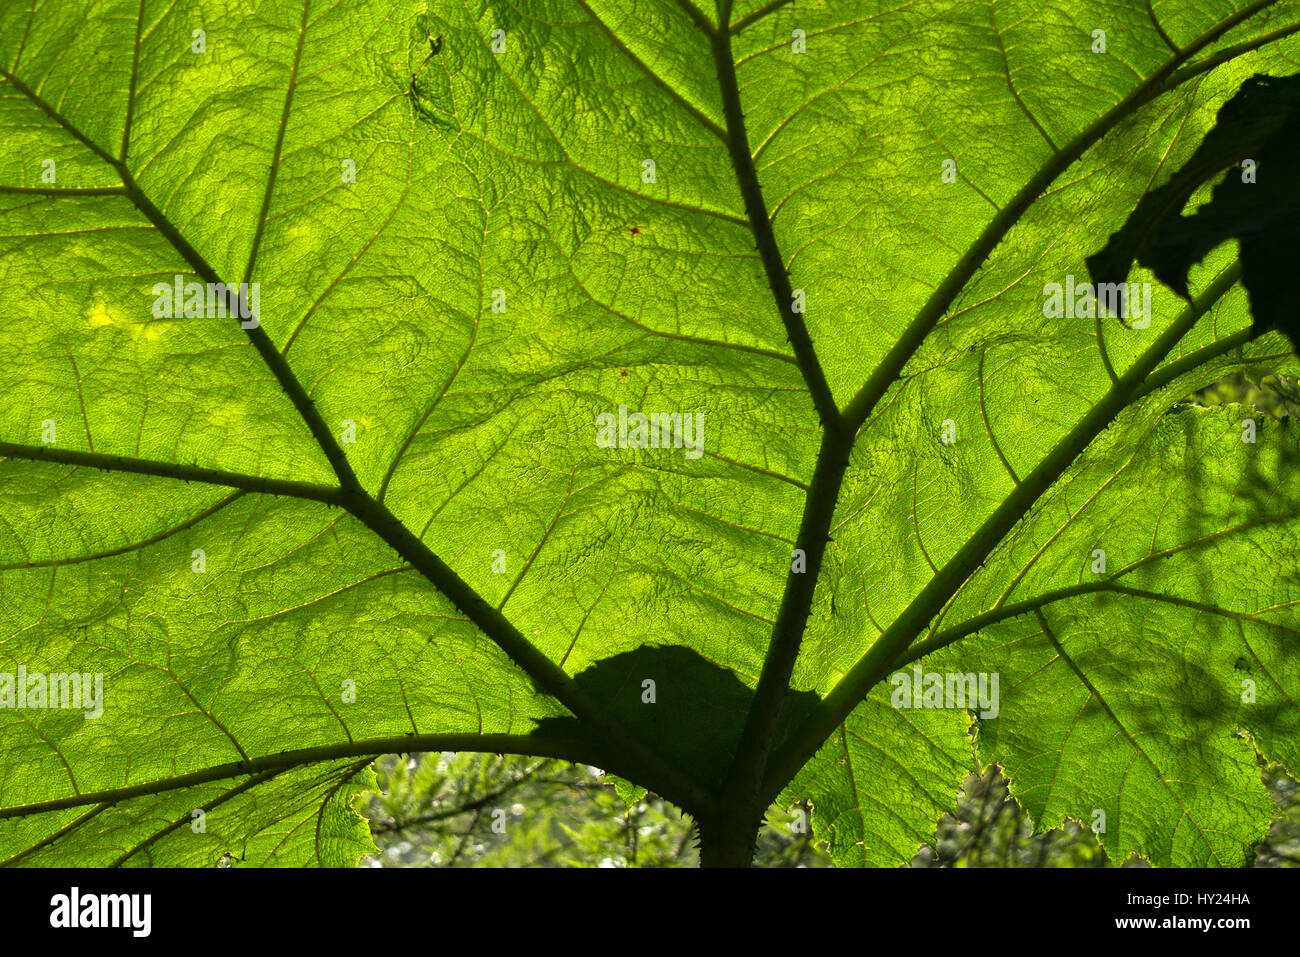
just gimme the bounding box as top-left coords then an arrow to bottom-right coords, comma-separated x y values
1,0 -> 1297,867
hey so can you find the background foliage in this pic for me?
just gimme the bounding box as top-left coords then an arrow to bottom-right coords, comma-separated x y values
362,749 -> 1299,868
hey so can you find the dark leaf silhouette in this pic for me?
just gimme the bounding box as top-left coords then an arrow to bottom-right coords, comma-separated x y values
1088,72 -> 1300,352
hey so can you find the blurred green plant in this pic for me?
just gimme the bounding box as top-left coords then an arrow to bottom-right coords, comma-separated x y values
361,750 -> 828,868
362,750 -> 1297,868
1181,372 -> 1300,419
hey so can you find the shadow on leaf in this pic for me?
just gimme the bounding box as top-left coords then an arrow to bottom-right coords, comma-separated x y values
532,645 -> 820,793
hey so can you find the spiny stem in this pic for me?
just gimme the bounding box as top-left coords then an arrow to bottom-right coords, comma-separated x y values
0,442 -> 345,505
710,9 -> 840,429
706,0 -> 855,830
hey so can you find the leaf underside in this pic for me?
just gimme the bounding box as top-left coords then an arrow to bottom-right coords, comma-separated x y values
0,0 -> 1298,867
